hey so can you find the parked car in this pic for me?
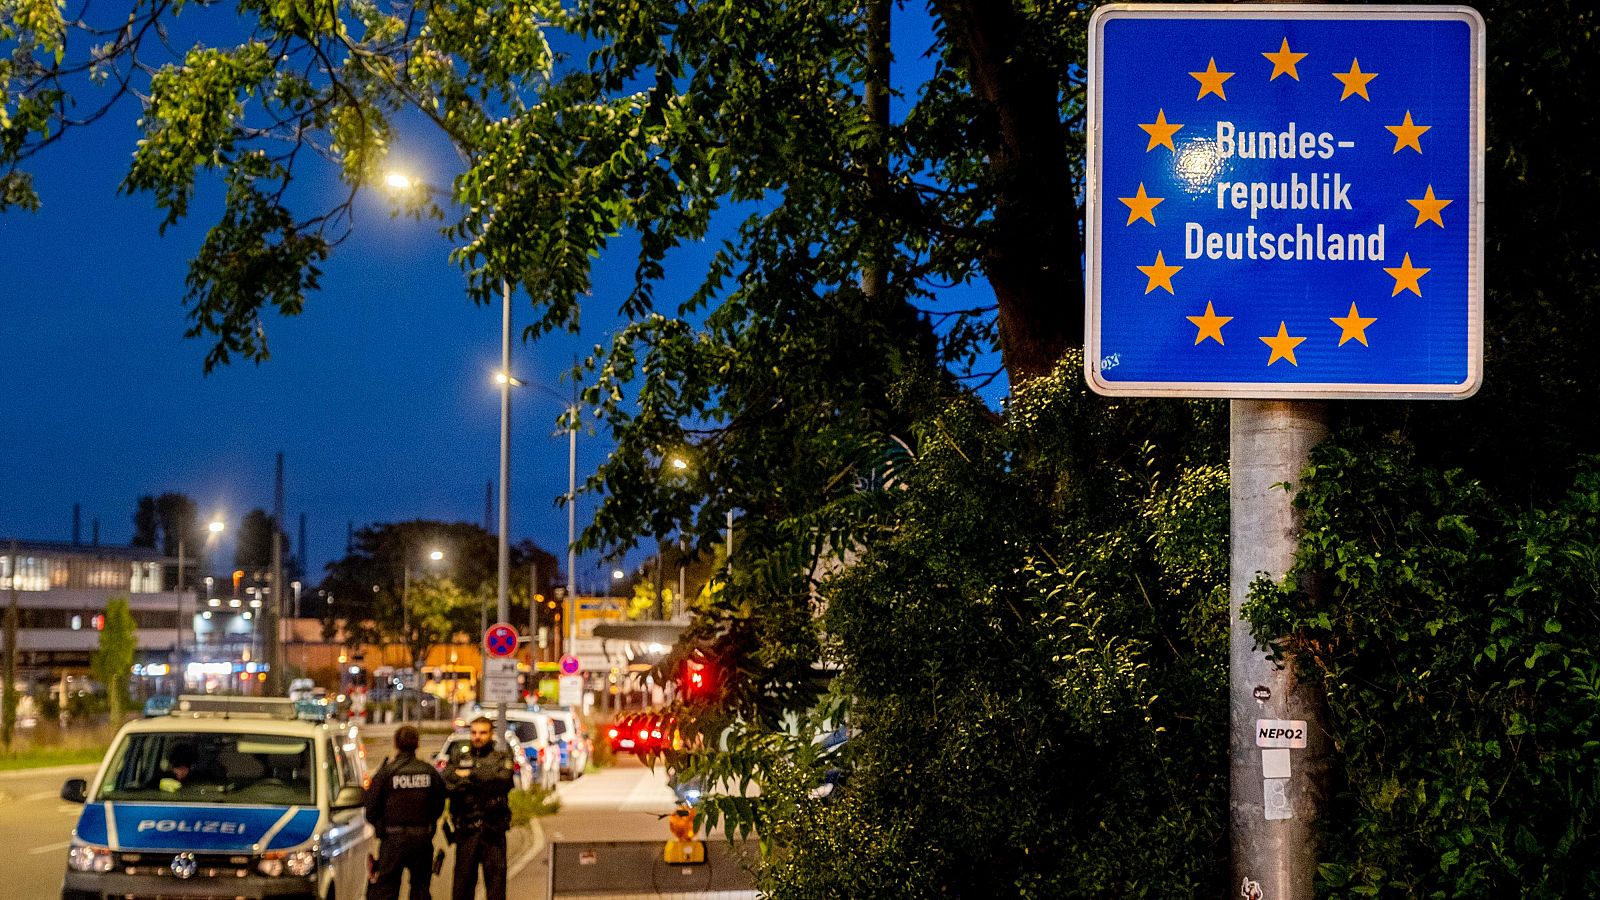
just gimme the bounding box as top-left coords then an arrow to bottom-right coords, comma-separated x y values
540,708 -> 591,779
431,729 -> 536,792
61,695 -> 373,900
456,705 -> 561,791
608,710 -> 674,755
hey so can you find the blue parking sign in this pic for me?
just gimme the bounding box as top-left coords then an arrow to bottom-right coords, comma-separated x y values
1086,5 -> 1484,398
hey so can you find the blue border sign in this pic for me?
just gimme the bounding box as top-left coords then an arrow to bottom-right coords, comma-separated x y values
1086,5 -> 1484,398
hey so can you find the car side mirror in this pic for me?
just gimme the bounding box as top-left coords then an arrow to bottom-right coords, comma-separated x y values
61,778 -> 88,803
333,785 -> 367,809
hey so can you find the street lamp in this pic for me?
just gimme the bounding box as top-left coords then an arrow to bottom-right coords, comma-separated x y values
492,366 -> 582,664
400,544 -> 445,721
385,166 -> 517,734
176,516 -> 225,693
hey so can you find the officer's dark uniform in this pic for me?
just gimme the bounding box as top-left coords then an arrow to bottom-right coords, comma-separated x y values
365,751 -> 447,900
443,739 -> 514,900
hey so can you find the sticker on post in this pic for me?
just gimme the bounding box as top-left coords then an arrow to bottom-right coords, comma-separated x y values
1255,718 -> 1307,748
1261,748 -> 1292,779
1263,777 -> 1293,820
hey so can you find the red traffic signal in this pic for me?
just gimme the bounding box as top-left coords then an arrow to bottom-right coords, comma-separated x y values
679,657 -> 715,699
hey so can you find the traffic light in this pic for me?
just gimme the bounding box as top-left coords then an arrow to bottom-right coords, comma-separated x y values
679,656 -> 715,700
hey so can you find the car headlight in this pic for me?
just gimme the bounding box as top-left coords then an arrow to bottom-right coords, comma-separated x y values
67,842 -> 113,873
258,848 -> 317,877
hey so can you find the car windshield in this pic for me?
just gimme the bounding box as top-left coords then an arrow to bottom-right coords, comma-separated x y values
548,717 -> 569,737
95,732 -> 315,806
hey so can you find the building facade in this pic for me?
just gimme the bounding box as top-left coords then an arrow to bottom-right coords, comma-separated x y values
0,539 -> 277,695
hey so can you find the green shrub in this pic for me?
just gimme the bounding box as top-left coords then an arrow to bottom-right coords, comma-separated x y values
1247,437 -> 1600,897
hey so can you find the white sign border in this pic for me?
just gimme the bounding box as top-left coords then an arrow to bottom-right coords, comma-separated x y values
1084,4 -> 1486,400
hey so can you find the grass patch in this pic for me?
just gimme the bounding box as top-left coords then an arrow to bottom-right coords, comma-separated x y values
509,786 -> 560,825
1,722 -> 118,771
0,745 -> 108,771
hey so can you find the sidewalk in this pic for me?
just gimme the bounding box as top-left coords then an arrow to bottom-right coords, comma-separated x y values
424,819 -> 546,897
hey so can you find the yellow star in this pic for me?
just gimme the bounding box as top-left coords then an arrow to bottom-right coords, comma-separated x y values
1332,58 -> 1378,101
1406,185 -> 1453,228
1190,58 -> 1235,100
1186,301 -> 1233,345
1119,183 -> 1165,226
1330,303 -> 1378,347
1385,111 -> 1431,153
1138,109 -> 1184,152
1383,252 -> 1431,297
1260,322 -> 1307,366
1263,38 -> 1308,81
1137,251 -> 1183,295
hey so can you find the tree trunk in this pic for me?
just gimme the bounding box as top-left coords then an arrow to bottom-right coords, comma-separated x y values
934,0 -> 1084,383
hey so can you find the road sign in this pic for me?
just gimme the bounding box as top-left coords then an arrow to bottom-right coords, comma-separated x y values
558,674 -> 584,707
1086,5 -> 1484,398
558,654 -> 581,676
484,622 -> 519,658
481,657 -> 519,704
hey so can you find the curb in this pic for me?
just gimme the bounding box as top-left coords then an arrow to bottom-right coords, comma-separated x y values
509,818 -> 546,880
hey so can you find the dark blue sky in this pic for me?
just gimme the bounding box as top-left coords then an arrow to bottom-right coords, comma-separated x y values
0,8 -> 993,585
0,107 -> 642,586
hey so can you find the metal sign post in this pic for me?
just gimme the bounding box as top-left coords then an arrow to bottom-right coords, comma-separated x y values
482,623 -> 521,708
1087,6 -> 1485,897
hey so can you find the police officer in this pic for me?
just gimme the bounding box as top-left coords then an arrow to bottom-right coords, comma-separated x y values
443,716 -> 514,900
365,725 -> 447,900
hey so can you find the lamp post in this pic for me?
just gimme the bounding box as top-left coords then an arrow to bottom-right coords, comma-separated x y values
401,546 -> 445,720
495,368 -> 582,673
175,518 -> 225,693
384,168 -> 524,735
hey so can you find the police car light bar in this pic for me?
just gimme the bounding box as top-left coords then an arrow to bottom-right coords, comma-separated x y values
173,695 -> 299,720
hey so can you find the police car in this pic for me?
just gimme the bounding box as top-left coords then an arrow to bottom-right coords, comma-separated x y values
59,695 -> 375,900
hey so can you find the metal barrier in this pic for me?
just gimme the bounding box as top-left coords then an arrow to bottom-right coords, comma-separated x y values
548,839 -> 759,899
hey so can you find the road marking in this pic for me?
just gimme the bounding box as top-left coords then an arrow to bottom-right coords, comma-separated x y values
29,840 -> 72,855
24,789 -> 61,802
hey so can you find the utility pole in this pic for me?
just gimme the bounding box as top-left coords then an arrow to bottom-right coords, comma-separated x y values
566,375 -> 579,659
3,541 -> 20,748
266,452 -> 286,695
175,530 -> 187,693
495,279 -> 512,740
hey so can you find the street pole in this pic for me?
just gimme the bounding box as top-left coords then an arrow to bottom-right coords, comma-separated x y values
496,278 -> 511,739
1230,401 -> 1330,900
676,534 -> 686,620
566,407 -> 578,658
266,453 -> 285,696
401,560 -> 410,722
3,541 -> 20,748
176,533 -> 186,694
